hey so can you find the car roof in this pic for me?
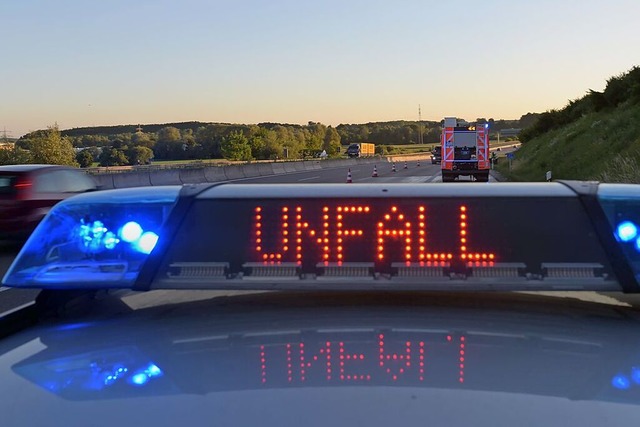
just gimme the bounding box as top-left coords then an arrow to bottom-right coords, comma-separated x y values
0,164 -> 71,173
1,291 -> 640,426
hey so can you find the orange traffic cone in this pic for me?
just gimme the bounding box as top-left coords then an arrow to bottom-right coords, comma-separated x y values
346,169 -> 352,183
404,162 -> 408,169
392,163 -> 397,173
372,165 -> 378,177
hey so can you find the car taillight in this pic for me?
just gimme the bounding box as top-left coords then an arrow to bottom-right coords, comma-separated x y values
14,178 -> 32,200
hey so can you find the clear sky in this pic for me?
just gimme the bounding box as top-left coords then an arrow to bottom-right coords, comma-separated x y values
1,0 -> 639,137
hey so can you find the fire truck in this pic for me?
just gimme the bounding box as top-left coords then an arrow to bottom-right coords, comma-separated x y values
440,117 -> 490,182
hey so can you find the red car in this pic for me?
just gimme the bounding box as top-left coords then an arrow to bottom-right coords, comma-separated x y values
0,164 -> 97,240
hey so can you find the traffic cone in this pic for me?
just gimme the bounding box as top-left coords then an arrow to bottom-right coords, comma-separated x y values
404,162 -> 408,169
417,160 -> 420,167
392,163 -> 397,173
372,165 -> 378,177
346,169 -> 352,183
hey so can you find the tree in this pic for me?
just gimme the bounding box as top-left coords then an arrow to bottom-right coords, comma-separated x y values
76,149 -> 94,168
23,124 -> 78,166
98,148 -> 129,166
221,131 -> 252,161
0,145 -> 32,165
273,125 -> 302,159
131,131 -> 154,149
127,146 -> 154,165
157,126 -> 181,143
323,126 -> 341,156
306,122 -> 327,152
196,125 -> 224,158
154,126 -> 184,160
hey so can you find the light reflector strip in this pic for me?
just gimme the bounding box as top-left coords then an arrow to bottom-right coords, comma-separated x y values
167,262 -> 228,278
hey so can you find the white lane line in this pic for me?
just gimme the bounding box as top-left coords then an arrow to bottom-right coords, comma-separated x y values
297,176 -> 321,182
0,286 -> 11,293
402,176 -> 431,183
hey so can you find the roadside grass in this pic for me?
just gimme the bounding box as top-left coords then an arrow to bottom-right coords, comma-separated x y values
500,103 -> 640,182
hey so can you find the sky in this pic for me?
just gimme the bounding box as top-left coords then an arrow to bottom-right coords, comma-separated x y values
1,0 -> 639,137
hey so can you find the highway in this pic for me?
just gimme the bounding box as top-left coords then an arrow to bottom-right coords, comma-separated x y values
229,159 -> 495,184
2,159 -> 639,312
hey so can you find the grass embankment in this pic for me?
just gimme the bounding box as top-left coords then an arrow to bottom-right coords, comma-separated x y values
498,104 -> 640,182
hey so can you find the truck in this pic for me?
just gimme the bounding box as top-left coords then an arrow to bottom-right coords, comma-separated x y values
440,117 -> 490,182
346,142 -> 375,158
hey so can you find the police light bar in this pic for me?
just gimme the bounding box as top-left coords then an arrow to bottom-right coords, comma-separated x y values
3,182 -> 640,292
3,187 -> 180,288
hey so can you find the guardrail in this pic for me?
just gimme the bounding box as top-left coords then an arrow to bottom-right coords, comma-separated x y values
87,156 -> 387,189
387,152 -> 433,162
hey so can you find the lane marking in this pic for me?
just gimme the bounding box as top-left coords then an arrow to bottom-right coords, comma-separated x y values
0,286 -> 10,293
401,176 -> 431,183
297,176 -> 321,182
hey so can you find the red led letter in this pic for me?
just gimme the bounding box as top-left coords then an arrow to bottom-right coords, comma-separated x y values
254,205 -> 321,264
254,206 -> 287,263
447,335 -> 467,384
299,341 -> 333,382
377,206 -> 412,262
334,205 -> 369,263
459,205 -> 495,262
378,334 -> 423,382
338,342 -> 368,382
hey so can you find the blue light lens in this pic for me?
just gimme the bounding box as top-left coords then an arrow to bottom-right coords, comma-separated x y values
135,232 -> 159,255
616,221 -> 638,242
120,221 -> 143,243
146,363 -> 163,378
598,184 -> 640,286
612,375 -> 631,390
632,367 -> 640,385
104,232 -> 120,250
1,187 -> 179,288
130,373 -> 149,386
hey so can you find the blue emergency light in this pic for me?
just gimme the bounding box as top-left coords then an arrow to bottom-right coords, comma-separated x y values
2,186 -> 179,288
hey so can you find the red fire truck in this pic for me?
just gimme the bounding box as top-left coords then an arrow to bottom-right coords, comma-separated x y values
441,117 -> 490,182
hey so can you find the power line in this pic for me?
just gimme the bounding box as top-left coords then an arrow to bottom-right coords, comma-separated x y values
1,127 -> 12,143
418,105 -> 423,145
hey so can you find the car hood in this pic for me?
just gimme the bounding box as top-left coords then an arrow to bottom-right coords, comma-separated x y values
1,291 -> 640,426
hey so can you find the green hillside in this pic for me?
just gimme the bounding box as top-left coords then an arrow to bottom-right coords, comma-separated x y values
502,66 -> 640,182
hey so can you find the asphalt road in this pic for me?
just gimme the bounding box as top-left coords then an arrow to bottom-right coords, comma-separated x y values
231,160 -> 497,184
2,160 -> 639,312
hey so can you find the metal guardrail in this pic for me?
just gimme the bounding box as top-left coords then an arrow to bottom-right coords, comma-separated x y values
85,156 -> 386,175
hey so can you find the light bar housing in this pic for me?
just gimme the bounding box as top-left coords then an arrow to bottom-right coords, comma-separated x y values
3,182 -> 640,292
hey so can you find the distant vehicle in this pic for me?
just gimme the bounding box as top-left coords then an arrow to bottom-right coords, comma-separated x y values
0,164 -> 97,240
346,143 -> 375,158
430,146 -> 442,164
440,117 -> 490,182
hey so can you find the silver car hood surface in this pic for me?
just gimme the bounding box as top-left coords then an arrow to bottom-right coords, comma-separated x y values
1,291 -> 640,426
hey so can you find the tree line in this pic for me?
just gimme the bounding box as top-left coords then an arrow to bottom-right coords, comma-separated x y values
1,115 -> 536,167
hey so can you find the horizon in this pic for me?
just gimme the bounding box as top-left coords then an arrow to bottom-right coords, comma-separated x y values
2,0 -> 639,138
57,115 -> 524,133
